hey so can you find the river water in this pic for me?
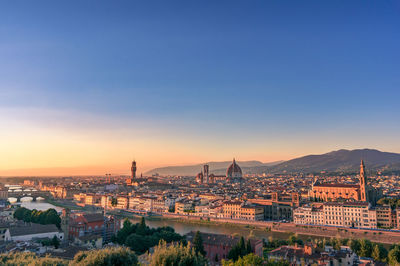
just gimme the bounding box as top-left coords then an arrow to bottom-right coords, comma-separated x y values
18,201 -> 64,212
128,217 -> 306,241
12,201 -> 324,242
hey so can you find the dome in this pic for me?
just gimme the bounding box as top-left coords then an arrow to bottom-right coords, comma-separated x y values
226,159 -> 242,180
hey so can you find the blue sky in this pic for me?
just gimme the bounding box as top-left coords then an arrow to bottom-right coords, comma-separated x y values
1,1 -> 400,174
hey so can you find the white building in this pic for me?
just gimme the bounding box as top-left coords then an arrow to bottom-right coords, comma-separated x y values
294,201 -> 377,229
6,223 -> 64,242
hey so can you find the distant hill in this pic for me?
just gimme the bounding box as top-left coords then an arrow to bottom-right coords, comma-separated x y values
266,149 -> 400,174
145,149 -> 400,176
145,160 -> 282,176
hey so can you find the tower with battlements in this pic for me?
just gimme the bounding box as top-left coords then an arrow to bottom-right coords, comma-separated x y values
127,161 -> 137,185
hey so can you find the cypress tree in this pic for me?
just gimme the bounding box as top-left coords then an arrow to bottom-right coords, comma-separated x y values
193,231 -> 206,256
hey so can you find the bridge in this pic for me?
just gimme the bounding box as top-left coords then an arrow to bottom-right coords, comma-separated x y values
7,190 -> 52,201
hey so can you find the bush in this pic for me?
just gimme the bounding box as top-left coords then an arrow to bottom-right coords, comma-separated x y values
73,246 -> 138,266
148,240 -> 207,266
0,252 -> 67,266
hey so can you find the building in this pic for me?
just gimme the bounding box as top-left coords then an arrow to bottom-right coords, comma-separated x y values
6,223 -> 64,242
309,161 -> 379,204
375,205 -> 392,228
268,244 -> 357,266
152,197 -> 168,213
204,164 -> 209,183
69,213 -> 105,239
129,196 -> 154,212
226,158 -> 242,183
186,231 -> 263,264
294,201 -> 377,229
196,171 -> 204,184
175,200 -> 194,214
248,192 -> 299,221
293,205 -> 324,225
68,212 -> 119,243
222,200 -> 264,221
127,160 -> 137,186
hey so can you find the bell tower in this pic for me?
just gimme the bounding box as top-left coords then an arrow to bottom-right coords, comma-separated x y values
61,208 -> 70,243
359,160 -> 368,202
127,161 -> 137,185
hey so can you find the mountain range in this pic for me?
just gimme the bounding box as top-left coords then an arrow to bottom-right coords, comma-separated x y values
145,149 -> 400,176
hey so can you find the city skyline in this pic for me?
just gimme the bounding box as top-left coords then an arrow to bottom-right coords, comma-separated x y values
1,1 -> 400,175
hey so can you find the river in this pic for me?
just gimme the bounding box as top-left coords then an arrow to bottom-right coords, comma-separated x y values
11,200 -> 326,242
18,201 -> 63,212
127,217 -> 314,242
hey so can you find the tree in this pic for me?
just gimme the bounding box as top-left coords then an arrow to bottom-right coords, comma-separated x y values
349,239 -> 361,254
288,235 -> 297,245
372,244 -> 388,262
246,239 -> 253,254
52,235 -> 60,249
215,254 -> 219,263
111,197 -> 118,207
116,219 -> 136,244
238,236 -> 245,251
227,237 -> 252,261
73,247 -> 138,266
193,231 -> 206,256
359,239 -> 373,258
148,240 -> 207,266
136,217 -> 147,235
223,253 -> 264,266
389,246 -> 400,266
13,207 -> 61,228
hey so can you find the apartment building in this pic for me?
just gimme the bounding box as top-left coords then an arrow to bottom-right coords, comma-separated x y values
128,196 -> 154,212
116,196 -> 129,209
294,202 -> 377,229
293,205 -> 324,225
175,200 -> 194,214
222,200 -> 264,221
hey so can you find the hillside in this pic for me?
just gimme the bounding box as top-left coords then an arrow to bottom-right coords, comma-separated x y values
267,149 -> 400,174
146,149 -> 400,176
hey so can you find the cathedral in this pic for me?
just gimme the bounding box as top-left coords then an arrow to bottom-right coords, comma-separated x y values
309,160 -> 379,204
196,159 -> 243,184
226,158 -> 243,183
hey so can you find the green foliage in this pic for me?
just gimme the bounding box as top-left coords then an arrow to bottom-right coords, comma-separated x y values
359,239 -> 373,258
246,239 -> 253,254
111,198 -> 118,207
148,240 -> 207,266
227,236 -> 253,261
193,231 -> 206,256
52,235 -> 60,249
372,243 -> 388,262
287,234 -> 303,246
389,245 -> 400,266
0,252 -> 67,266
136,217 -> 147,236
13,207 -> 61,228
377,198 -> 400,209
222,253 -> 264,266
348,239 -> 361,254
115,218 -> 183,254
73,246 -> 138,266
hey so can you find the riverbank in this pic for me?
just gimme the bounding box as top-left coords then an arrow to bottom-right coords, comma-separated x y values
146,213 -> 400,245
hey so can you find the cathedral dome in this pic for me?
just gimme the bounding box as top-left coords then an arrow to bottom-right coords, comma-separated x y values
226,159 -> 242,180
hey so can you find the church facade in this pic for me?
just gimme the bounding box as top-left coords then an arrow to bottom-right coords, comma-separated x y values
309,160 -> 379,204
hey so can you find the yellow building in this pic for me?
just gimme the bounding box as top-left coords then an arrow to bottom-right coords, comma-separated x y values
222,200 -> 264,221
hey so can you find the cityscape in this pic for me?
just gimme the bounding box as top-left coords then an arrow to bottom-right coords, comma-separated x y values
1,1 -> 400,266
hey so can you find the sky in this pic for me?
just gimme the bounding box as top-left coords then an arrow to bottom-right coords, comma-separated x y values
1,1 -> 400,176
